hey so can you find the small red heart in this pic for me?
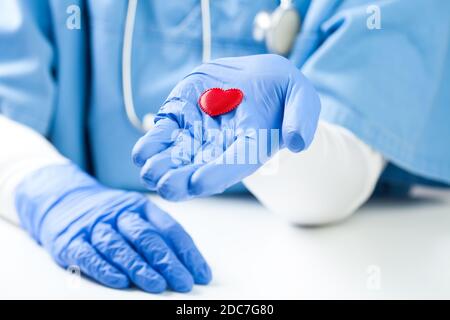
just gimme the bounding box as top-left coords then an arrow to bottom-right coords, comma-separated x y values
198,88 -> 244,117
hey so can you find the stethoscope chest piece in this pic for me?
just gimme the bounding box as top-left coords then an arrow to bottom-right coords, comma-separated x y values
253,1 -> 301,56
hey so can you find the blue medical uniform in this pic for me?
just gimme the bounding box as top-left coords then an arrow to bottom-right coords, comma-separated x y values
0,0 -> 449,193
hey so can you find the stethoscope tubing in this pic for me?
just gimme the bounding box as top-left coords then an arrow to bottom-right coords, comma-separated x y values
121,0 -> 300,132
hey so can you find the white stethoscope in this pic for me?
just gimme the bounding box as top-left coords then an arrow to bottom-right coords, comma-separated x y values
122,0 -> 301,132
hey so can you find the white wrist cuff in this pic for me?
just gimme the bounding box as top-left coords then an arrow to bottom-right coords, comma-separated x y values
0,116 -> 68,225
243,120 -> 385,226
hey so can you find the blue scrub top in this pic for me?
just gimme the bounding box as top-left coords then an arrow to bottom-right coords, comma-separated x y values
0,0 -> 449,192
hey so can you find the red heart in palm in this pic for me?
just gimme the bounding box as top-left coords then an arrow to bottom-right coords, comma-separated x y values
198,88 -> 244,117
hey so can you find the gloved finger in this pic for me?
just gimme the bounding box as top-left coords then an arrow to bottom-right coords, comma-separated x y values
145,202 -> 212,285
282,75 -> 321,152
156,164 -> 199,201
140,149 -> 180,190
62,236 -> 129,289
140,131 -> 198,190
117,211 -> 194,292
191,135 -> 261,195
157,95 -> 204,130
155,138 -> 228,200
132,117 -> 180,167
91,222 -> 167,293
192,139 -> 226,165
157,135 -> 259,200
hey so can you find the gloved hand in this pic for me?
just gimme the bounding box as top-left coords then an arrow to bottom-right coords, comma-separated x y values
132,54 -> 321,201
15,163 -> 211,293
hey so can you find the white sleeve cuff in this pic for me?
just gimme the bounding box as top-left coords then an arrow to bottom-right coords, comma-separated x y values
0,115 -> 68,225
243,120 -> 385,226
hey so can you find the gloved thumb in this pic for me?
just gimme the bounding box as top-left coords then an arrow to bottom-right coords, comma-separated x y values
282,74 -> 321,152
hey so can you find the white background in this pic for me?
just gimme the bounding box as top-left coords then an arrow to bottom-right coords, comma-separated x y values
1,187 -> 450,299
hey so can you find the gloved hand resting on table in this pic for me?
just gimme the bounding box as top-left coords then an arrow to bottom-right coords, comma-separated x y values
132,54 -> 321,201
15,163 -> 211,293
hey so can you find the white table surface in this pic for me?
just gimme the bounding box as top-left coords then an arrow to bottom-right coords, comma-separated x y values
1,187 -> 450,300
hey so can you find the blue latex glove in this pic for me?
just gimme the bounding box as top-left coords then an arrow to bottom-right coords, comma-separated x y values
15,163 -> 211,293
132,54 -> 321,201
